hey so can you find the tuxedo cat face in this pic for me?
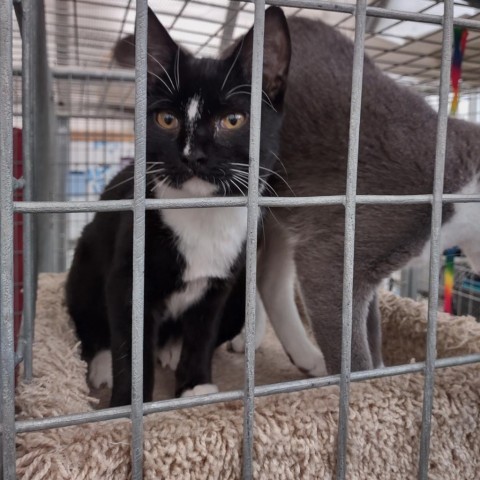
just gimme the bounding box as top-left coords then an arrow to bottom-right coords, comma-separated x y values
114,7 -> 291,196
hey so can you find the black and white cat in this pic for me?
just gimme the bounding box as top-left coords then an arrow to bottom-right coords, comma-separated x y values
65,7 -> 316,407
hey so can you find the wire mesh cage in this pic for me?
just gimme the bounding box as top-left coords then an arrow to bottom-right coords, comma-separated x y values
2,1 -> 480,479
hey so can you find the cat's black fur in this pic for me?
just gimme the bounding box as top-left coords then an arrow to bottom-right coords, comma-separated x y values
66,7 -> 291,406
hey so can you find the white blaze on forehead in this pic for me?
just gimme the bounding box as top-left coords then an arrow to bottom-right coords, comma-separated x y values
183,94 -> 203,157
187,95 -> 202,123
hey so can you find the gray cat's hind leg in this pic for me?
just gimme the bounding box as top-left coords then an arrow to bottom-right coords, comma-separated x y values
294,247 -> 374,374
367,291 -> 384,368
258,225 -> 326,377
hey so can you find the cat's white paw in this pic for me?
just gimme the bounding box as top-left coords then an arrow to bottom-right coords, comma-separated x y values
181,383 -> 218,397
157,337 -> 182,371
229,332 -> 248,352
289,344 -> 327,378
89,350 -> 113,388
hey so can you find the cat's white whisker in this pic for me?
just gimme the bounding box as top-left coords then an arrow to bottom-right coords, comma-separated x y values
175,47 -> 181,91
229,178 -> 245,196
220,180 -> 227,196
151,176 -> 170,195
146,53 -> 176,93
269,151 -> 288,176
232,175 -> 249,191
147,70 -> 174,96
225,83 -> 252,96
121,38 -> 176,94
225,90 -> 277,112
259,166 -> 296,196
221,37 -> 244,91
230,169 -> 249,178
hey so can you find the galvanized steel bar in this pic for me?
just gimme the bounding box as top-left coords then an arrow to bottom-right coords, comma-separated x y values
12,193 -> 480,214
418,2 -> 454,479
21,0 -> 37,383
253,0 -> 480,30
131,1 -> 148,478
243,1 -> 266,477
15,352 -> 480,434
32,0 -> 60,274
0,0 -> 17,476
14,198 -> 247,213
336,1 -> 367,478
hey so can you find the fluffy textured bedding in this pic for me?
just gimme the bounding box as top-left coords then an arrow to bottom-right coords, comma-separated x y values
15,273 -> 480,479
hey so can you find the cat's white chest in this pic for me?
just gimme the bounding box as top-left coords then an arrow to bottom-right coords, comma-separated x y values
410,174 -> 480,273
162,205 -> 248,281
155,178 -> 248,319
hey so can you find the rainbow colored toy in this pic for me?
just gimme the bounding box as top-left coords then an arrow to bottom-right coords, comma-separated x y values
450,27 -> 468,116
443,248 -> 456,314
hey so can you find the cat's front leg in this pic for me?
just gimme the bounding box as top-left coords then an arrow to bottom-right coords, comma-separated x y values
174,284 -> 226,397
106,271 -> 156,407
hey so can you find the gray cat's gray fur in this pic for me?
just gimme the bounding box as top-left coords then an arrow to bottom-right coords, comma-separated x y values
258,15 -> 480,374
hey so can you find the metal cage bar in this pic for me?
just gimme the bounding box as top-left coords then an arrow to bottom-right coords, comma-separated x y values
20,0 -> 37,384
336,1 -> 367,478
3,1 -> 480,478
14,353 -> 480,435
242,1 -> 266,477
131,0 -> 148,477
11,192 -> 480,214
0,0 -> 16,477
418,1 -> 454,478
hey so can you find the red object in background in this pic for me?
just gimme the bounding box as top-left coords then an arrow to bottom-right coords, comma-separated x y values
13,128 -> 23,375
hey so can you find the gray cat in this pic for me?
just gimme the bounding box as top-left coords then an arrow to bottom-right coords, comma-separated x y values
257,13 -> 480,375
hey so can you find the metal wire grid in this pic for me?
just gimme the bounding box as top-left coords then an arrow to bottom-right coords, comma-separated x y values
10,0 -> 480,114
2,1 -> 480,480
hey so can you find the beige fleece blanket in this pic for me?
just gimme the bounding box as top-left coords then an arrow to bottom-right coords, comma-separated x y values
14,273 -> 480,479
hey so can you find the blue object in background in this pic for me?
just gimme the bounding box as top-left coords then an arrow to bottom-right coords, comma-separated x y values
67,171 -> 88,197
67,165 -> 123,198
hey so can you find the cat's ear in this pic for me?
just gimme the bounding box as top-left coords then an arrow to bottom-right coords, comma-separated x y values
113,8 -> 180,75
226,7 -> 291,101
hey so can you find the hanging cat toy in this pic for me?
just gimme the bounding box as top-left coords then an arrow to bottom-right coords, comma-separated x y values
444,27 -> 468,314
450,26 -> 468,116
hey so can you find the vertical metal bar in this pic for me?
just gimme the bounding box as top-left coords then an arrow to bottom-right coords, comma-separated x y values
34,0 -> 60,274
21,0 -> 36,382
242,1 -> 265,478
131,1 -> 148,478
418,1 -> 453,478
0,0 -> 17,477
336,0 -> 367,479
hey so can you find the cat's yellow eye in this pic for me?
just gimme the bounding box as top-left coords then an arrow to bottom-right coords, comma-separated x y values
156,112 -> 179,130
220,113 -> 247,130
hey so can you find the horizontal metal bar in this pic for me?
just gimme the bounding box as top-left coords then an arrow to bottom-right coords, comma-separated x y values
13,65 -> 135,81
14,353 -> 480,434
13,193 -> 480,213
257,0 -> 480,30
14,197 -> 248,213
